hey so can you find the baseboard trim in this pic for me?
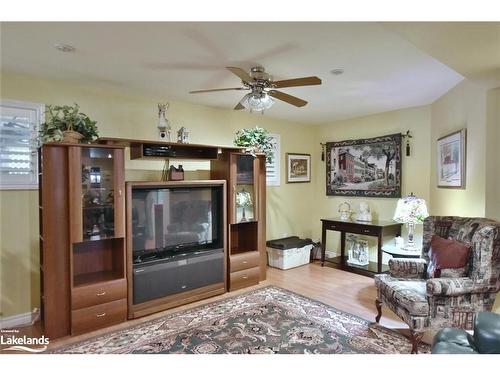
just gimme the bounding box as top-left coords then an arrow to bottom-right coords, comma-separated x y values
0,311 -> 34,329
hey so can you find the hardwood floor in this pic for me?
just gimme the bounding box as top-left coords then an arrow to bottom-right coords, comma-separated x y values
267,262 -> 404,328
6,262 -> 433,352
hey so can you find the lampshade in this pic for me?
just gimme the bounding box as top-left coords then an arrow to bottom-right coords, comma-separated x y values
236,189 -> 252,208
393,194 -> 429,224
241,92 -> 274,112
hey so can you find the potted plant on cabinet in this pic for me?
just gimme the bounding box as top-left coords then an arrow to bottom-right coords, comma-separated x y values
39,103 -> 99,144
233,126 -> 275,163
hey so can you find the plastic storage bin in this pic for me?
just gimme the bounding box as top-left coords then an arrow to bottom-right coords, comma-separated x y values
266,236 -> 313,270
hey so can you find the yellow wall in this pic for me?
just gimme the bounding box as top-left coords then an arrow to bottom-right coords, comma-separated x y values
429,80 -> 488,217
486,87 -> 500,221
1,69 -> 498,318
0,190 -> 40,319
314,106 -> 432,259
487,87 -> 500,314
430,81 -> 500,312
0,70 -> 319,317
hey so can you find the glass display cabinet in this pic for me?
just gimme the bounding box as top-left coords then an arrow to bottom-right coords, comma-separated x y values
232,153 -> 258,224
80,147 -> 119,241
211,151 -> 266,292
39,144 -> 127,339
69,146 -> 125,287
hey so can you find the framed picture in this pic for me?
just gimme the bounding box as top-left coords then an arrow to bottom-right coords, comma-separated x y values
437,129 -> 466,188
326,133 -> 402,197
347,234 -> 369,266
286,153 -> 311,183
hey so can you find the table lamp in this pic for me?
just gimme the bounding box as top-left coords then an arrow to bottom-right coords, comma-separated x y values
393,193 -> 429,250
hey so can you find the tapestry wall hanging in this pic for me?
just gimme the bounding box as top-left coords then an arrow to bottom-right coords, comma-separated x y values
326,133 -> 402,198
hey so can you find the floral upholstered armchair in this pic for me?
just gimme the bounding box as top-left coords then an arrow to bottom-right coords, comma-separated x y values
374,216 -> 500,353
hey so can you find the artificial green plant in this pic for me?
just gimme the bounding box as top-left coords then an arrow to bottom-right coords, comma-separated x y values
39,103 -> 99,143
233,126 -> 275,163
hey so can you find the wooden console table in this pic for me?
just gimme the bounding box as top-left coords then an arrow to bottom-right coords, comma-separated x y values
320,218 -> 402,277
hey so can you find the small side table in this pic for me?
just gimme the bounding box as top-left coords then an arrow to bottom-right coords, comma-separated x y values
320,218 -> 402,277
382,245 -> 421,259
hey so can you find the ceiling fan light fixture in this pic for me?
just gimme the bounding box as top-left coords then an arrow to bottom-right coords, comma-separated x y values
241,92 -> 274,113
190,66 -> 321,112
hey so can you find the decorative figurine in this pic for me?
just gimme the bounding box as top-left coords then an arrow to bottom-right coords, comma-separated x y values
394,236 -> 405,249
106,190 -> 114,204
90,224 -> 101,241
157,103 -> 172,142
177,126 -> 189,143
91,196 -> 101,206
355,201 -> 372,222
338,201 -> 352,221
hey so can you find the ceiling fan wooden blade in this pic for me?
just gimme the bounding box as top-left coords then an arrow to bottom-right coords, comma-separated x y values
226,67 -> 254,84
234,102 -> 245,110
268,90 -> 308,107
189,87 -> 247,94
272,76 -> 322,88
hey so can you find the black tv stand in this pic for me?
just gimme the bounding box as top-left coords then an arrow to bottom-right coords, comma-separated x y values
132,248 -> 224,305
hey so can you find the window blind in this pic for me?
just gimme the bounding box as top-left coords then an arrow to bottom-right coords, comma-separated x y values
0,100 -> 43,189
266,134 -> 280,187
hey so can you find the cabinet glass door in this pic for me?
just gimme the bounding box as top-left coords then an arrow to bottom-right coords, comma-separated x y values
81,148 -> 116,241
234,154 -> 256,223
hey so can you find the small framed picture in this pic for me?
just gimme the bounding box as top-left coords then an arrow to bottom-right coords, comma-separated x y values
347,234 -> 369,266
437,129 -> 466,188
286,153 -> 311,183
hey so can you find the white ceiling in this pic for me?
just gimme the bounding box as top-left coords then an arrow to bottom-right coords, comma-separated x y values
382,22 -> 500,89
1,22 -> 465,124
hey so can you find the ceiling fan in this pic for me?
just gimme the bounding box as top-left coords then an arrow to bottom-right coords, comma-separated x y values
189,66 -> 321,112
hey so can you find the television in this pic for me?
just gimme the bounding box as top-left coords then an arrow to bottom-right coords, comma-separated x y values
130,183 -> 224,261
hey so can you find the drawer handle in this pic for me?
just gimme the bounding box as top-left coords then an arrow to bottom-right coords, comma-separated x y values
242,261 -> 248,264
96,291 -> 106,296
242,276 -> 248,279
363,229 -> 370,233
96,313 -> 106,318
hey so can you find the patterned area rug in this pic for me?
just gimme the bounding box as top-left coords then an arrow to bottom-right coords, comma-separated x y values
52,286 -> 429,354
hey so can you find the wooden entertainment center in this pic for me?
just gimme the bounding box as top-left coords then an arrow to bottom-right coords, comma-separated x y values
39,139 -> 267,339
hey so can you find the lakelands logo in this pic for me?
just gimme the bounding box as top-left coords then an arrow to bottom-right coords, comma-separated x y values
1,329 -> 49,353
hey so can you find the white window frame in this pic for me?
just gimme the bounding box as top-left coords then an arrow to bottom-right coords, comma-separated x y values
0,98 -> 45,190
266,134 -> 281,187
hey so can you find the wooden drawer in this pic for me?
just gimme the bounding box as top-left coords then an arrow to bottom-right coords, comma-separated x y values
229,266 -> 260,291
325,221 -> 379,236
71,298 -> 127,335
230,251 -> 260,273
355,226 -> 379,236
72,278 -> 126,310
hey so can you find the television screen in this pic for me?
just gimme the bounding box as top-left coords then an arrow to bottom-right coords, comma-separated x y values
131,186 -> 223,256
